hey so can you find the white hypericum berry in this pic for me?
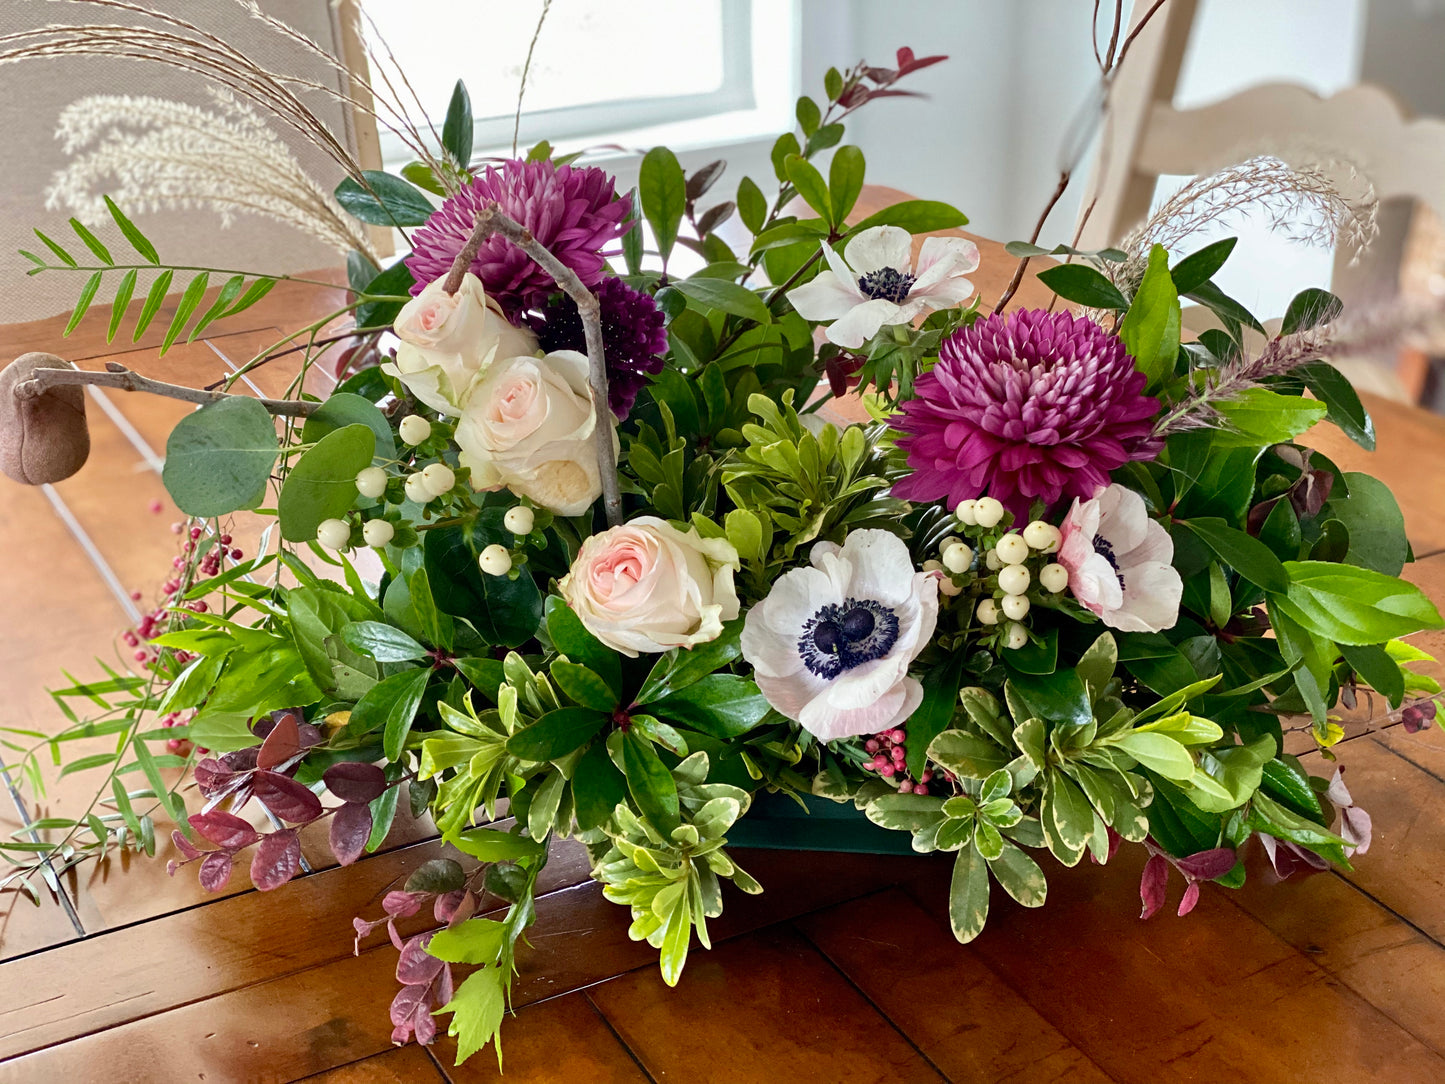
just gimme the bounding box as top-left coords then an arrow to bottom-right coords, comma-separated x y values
994,532 -> 1028,565
922,558 -> 945,573
1004,622 -> 1029,650
998,564 -> 1031,596
316,518 -> 351,551
939,535 -> 962,553
1040,563 -> 1069,593
938,575 -> 963,597
976,598 -> 1000,625
479,544 -> 512,576
504,505 -> 535,535
398,414 -> 432,446
973,497 -> 1005,529
941,542 -> 973,574
1001,594 -> 1030,620
362,519 -> 395,548
404,472 -> 431,504
355,466 -> 388,499
954,499 -> 978,526
1023,520 -> 1062,552
985,549 -> 1003,571
420,462 -> 456,496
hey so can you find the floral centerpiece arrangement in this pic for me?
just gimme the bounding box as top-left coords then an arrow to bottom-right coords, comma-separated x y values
0,4 -> 1441,1068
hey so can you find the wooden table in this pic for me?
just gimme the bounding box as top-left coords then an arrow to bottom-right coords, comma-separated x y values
1,213 -> 1444,1082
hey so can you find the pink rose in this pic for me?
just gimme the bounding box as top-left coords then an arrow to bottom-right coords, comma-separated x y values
559,517 -> 741,656
385,273 -> 537,415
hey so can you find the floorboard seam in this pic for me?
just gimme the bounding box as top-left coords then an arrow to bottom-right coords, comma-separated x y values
39,483 -> 142,624
793,911 -> 956,1084
0,767 -> 85,940
583,990 -> 662,1083
1369,732 -> 1445,789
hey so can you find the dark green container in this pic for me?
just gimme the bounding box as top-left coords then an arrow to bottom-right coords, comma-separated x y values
728,790 -> 918,855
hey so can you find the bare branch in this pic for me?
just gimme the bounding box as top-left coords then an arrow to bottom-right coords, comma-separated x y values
13,360 -> 319,417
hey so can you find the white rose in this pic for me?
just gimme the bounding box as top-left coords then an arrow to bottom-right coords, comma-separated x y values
383,273 -> 538,416
454,349 -> 613,516
559,516 -> 741,656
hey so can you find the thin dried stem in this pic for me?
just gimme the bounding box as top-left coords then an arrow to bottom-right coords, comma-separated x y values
442,205 -> 621,527
15,360 -> 319,417
513,0 -> 554,157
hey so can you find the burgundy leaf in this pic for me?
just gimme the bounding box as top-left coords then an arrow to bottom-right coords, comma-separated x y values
193,758 -> 238,800
896,47 -> 947,73
252,771 -> 323,824
1401,701 -> 1436,733
1339,806 -> 1373,855
323,762 -> 388,804
431,961 -> 455,1007
389,981 -> 430,1027
1245,496 -> 1280,537
251,715 -> 277,740
1139,853 -> 1169,919
297,723 -> 325,749
1174,847 -> 1237,882
250,829 -> 302,891
166,860 -> 178,876
198,850 -> 233,892
436,888 -> 478,927
838,85 -> 870,108
219,746 -> 259,774
410,999 -> 438,1046
862,88 -> 923,100
171,828 -> 202,860
256,712 -> 301,770
188,810 -> 262,850
404,857 -> 466,895
396,933 -> 443,985
1259,834 -> 1330,879
863,66 -> 896,83
1177,880 -> 1202,917
387,918 -> 405,952
383,890 -> 428,918
330,801 -> 373,866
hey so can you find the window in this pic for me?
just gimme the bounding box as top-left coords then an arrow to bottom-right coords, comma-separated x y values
362,0 -> 787,163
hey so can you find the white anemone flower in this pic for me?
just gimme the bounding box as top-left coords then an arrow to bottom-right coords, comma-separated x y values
786,225 -> 980,349
1056,484 -> 1183,633
740,529 -> 939,742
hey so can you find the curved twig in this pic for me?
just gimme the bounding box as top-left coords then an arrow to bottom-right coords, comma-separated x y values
13,360 -> 319,417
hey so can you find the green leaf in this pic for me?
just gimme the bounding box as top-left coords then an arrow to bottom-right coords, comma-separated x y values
666,277 -> 772,324
784,155 -> 831,224
506,707 -> 607,761
904,659 -> 965,779
334,171 -> 435,226
428,917 -> 506,966
104,195 -> 159,263
1189,735 -> 1274,813
795,94 -> 821,136
640,146 -> 687,263
948,842 -> 990,942
131,736 -> 187,827
1212,388 -> 1327,447
441,79 -> 474,167
221,276 -> 276,320
277,423 -> 374,542
646,674 -> 768,739
927,730 -> 1011,781
451,826 -> 545,862
623,728 -> 680,833
106,268 -> 137,343
737,176 -> 767,233
63,271 -> 103,337
1324,473 -> 1406,575
1298,362 -> 1373,451
1341,642 -> 1405,708
1260,757 -> 1325,820
987,839 -> 1047,908
340,621 -> 429,662
1184,280 -> 1265,335
161,396 -> 278,517
1181,517 -> 1289,593
1281,288 -> 1343,336
848,200 -> 967,234
635,619 -> 742,702
34,228 -> 77,268
300,393 -> 396,464
68,217 -> 113,264
550,661 -> 617,712
400,161 -> 447,197
573,741 -> 628,831
1119,243 -> 1181,391
544,596 -> 622,694
828,145 -> 866,224
189,274 -> 246,340
1035,263 -> 1130,310
133,268 -> 174,341
1278,561 -> 1444,645
1112,731 -> 1195,780
1006,670 -> 1091,730
158,271 -> 209,354
1169,237 -> 1236,295
354,258 -> 414,330
345,667 -> 430,758
440,967 -> 507,1067
424,522 -> 542,648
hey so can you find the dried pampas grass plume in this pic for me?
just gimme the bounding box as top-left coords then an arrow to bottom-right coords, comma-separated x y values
46,90 -> 379,260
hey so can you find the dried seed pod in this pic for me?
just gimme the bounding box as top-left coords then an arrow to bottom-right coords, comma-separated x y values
0,352 -> 90,484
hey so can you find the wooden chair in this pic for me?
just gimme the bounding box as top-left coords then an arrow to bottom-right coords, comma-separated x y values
1075,0 -> 1445,405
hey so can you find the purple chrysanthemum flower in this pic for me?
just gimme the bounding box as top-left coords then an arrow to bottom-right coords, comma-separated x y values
532,277 -> 667,420
892,309 -> 1160,517
404,159 -> 630,316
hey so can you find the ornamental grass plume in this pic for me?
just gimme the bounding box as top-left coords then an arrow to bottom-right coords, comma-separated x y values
404,159 -> 630,316
891,309 -> 1159,517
